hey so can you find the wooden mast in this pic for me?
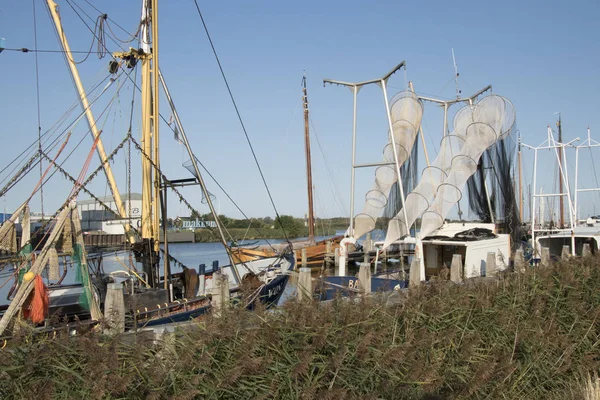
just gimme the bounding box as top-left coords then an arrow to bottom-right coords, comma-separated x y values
557,115 -> 564,228
45,0 -> 135,245
302,73 -> 315,242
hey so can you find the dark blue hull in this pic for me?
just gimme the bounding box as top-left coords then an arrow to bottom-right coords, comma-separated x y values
140,253 -> 295,327
141,303 -> 211,327
245,273 -> 290,310
318,275 -> 407,301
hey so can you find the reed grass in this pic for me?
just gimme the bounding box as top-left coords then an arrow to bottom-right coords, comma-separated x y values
1,257 -> 600,399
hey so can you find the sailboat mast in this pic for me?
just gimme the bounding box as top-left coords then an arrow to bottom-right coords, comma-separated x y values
45,0 -> 135,244
302,74 -> 315,242
557,115 -> 564,228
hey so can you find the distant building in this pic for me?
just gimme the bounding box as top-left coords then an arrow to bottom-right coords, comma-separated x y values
77,193 -> 142,235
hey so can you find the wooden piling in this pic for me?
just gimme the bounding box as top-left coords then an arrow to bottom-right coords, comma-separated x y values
358,262 -> 371,294
211,272 -> 230,315
365,232 -> 373,253
301,248 -> 307,268
104,282 -> 125,334
486,252 -> 497,276
409,258 -> 421,288
583,243 -> 592,257
561,245 -> 570,260
514,249 -> 526,273
541,247 -> 550,265
450,254 -> 463,283
297,267 -> 313,300
197,264 -> 206,296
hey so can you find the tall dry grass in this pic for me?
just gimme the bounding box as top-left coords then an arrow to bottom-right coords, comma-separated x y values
1,256 -> 599,399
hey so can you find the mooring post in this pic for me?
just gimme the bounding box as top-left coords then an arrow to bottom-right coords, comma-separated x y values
104,282 -> 125,334
450,254 -> 463,283
514,249 -> 526,273
338,240 -> 348,276
583,243 -> 592,257
297,267 -> 313,300
197,263 -> 206,296
365,232 -> 373,253
301,248 -> 307,268
211,272 -> 230,315
409,258 -> 421,288
334,247 -> 340,267
486,252 -> 497,276
541,247 -> 550,265
325,241 -> 333,266
561,245 -> 570,260
358,261 -> 371,294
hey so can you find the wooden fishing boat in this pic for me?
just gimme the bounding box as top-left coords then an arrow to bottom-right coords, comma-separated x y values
0,0 -> 295,336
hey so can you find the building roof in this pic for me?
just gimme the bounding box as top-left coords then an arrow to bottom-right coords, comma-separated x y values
77,193 -> 142,205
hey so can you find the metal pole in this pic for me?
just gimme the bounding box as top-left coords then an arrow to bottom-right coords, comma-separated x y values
531,149 -> 538,257
381,79 -> 410,234
45,0 -> 134,244
557,116 -> 564,228
161,186 -> 171,295
443,103 -> 448,137
349,86 -> 358,236
574,145 -> 580,222
518,133 -> 523,221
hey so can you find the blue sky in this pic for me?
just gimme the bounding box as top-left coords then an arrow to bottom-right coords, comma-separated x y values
1,0 -> 599,222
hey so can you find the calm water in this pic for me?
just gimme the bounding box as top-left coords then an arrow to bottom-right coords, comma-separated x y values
0,230 -> 384,306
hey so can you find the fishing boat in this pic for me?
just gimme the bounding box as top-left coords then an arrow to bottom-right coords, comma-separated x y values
317,61 -> 519,298
529,125 -> 600,259
0,0 -> 294,336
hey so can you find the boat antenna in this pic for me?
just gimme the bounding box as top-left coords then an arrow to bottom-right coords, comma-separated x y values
452,48 -> 461,100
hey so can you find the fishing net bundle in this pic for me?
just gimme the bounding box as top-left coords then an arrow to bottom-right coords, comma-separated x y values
384,105 -> 473,247
352,91 -> 423,239
418,95 -> 516,239
384,95 -> 516,246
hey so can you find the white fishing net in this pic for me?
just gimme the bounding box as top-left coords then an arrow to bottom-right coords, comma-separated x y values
384,105 -> 473,247
419,95 -> 515,238
352,91 -> 423,239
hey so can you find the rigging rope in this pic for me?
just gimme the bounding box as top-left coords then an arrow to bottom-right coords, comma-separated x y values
191,0 -> 289,242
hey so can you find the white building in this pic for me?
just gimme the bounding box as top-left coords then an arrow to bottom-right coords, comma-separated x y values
77,193 -> 142,235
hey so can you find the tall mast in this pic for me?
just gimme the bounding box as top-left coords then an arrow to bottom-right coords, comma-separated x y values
302,73 -> 315,242
151,0 -> 161,254
557,114 -> 564,228
45,0 -> 135,244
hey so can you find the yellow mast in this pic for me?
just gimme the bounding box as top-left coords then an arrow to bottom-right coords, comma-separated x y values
46,0 -> 135,244
139,3 -> 154,243
151,0 -> 161,253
